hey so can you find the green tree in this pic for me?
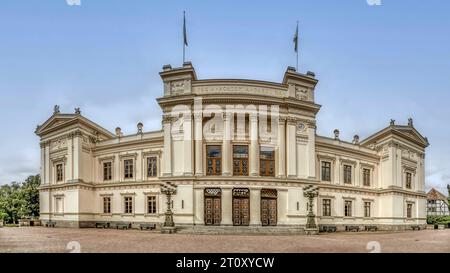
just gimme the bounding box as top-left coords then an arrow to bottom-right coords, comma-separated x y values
0,175 -> 40,224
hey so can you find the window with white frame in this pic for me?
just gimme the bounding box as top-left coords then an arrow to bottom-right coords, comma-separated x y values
343,165 -> 352,184
124,196 -> 133,214
364,202 -> 371,218
344,200 -> 352,217
147,196 -> 157,214
124,159 -> 134,179
103,197 -> 111,214
103,162 -> 112,181
147,157 -> 158,178
55,197 -> 64,214
322,199 -> 331,216
56,164 -> 64,182
321,161 -> 331,181
407,203 -> 413,218
363,168 -> 371,186
406,172 -> 412,189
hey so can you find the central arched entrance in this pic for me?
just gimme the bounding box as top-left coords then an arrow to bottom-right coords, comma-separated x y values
232,188 -> 250,226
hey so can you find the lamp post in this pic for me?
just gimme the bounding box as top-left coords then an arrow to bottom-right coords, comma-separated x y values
160,182 -> 177,233
303,185 -> 319,234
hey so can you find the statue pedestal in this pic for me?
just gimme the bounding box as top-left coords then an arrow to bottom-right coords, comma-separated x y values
305,228 -> 319,235
161,227 -> 177,234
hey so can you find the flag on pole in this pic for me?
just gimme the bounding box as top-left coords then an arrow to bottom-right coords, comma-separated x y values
183,11 -> 188,47
293,22 -> 298,53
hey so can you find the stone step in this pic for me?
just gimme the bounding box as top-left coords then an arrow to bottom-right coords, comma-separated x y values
176,225 -> 306,235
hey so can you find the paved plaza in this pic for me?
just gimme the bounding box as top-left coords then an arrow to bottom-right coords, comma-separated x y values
0,227 -> 449,253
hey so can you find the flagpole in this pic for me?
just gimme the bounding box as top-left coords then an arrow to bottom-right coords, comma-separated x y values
296,21 -> 299,71
183,11 -> 186,64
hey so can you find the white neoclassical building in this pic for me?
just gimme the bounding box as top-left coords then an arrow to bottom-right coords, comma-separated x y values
35,62 -> 429,232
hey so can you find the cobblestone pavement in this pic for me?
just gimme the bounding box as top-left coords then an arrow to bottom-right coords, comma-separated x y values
0,227 -> 449,253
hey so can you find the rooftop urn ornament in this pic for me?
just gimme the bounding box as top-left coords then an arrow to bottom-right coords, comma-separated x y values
161,182 -> 178,233
137,122 -> 143,134
353,135 -> 360,144
53,105 -> 60,115
115,127 -> 122,137
390,119 -> 395,126
408,118 -> 414,127
75,108 -> 81,115
303,185 -> 319,234
333,129 -> 340,140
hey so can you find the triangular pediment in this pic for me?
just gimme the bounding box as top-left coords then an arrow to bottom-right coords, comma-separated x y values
35,114 -> 77,135
361,125 -> 429,148
36,113 -> 115,140
394,126 -> 429,147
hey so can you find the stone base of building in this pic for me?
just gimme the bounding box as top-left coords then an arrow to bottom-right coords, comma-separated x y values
305,228 -> 319,235
161,227 -> 177,234
318,224 -> 427,232
39,219 -> 427,234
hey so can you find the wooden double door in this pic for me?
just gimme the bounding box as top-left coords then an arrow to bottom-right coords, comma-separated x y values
204,188 -> 221,226
232,188 -> 250,226
261,189 -> 277,226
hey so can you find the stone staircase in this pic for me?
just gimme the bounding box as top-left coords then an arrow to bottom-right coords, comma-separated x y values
176,225 -> 306,235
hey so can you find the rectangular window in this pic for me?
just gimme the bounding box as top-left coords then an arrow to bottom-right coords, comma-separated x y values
103,162 -> 112,181
124,159 -> 134,179
260,147 -> 275,177
147,157 -> 158,177
233,145 -> 249,176
124,196 -> 133,214
56,164 -> 64,182
407,203 -> 412,218
147,196 -> 157,214
321,161 -> 331,181
406,172 -> 412,189
344,200 -> 352,217
363,168 -> 371,186
344,165 -> 352,184
55,197 -> 63,213
322,199 -> 331,217
103,197 -> 111,214
364,202 -> 371,218
206,145 -> 222,175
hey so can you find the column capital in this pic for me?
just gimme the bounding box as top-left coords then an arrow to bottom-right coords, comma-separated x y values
194,112 -> 203,121
287,117 -> 297,125
162,115 -> 172,124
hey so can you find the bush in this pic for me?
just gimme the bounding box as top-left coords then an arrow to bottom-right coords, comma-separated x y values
427,215 -> 450,225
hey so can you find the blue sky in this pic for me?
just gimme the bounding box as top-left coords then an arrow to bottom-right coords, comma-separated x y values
0,0 -> 449,194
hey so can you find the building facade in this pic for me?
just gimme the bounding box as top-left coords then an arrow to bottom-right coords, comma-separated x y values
35,63 -> 429,231
427,188 -> 449,216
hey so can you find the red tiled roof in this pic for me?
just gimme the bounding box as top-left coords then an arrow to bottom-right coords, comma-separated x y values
427,188 -> 449,204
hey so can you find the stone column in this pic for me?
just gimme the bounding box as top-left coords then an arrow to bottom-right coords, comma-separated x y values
40,142 -> 48,184
222,112 -> 232,176
221,188 -> 233,225
183,113 -> 193,176
250,188 -> 261,226
286,118 -> 297,177
194,113 -> 203,176
335,156 -> 341,185
162,115 -> 172,176
277,117 -> 286,178
72,130 -> 82,182
250,113 -> 259,176
307,124 -> 316,178
194,188 -> 204,225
